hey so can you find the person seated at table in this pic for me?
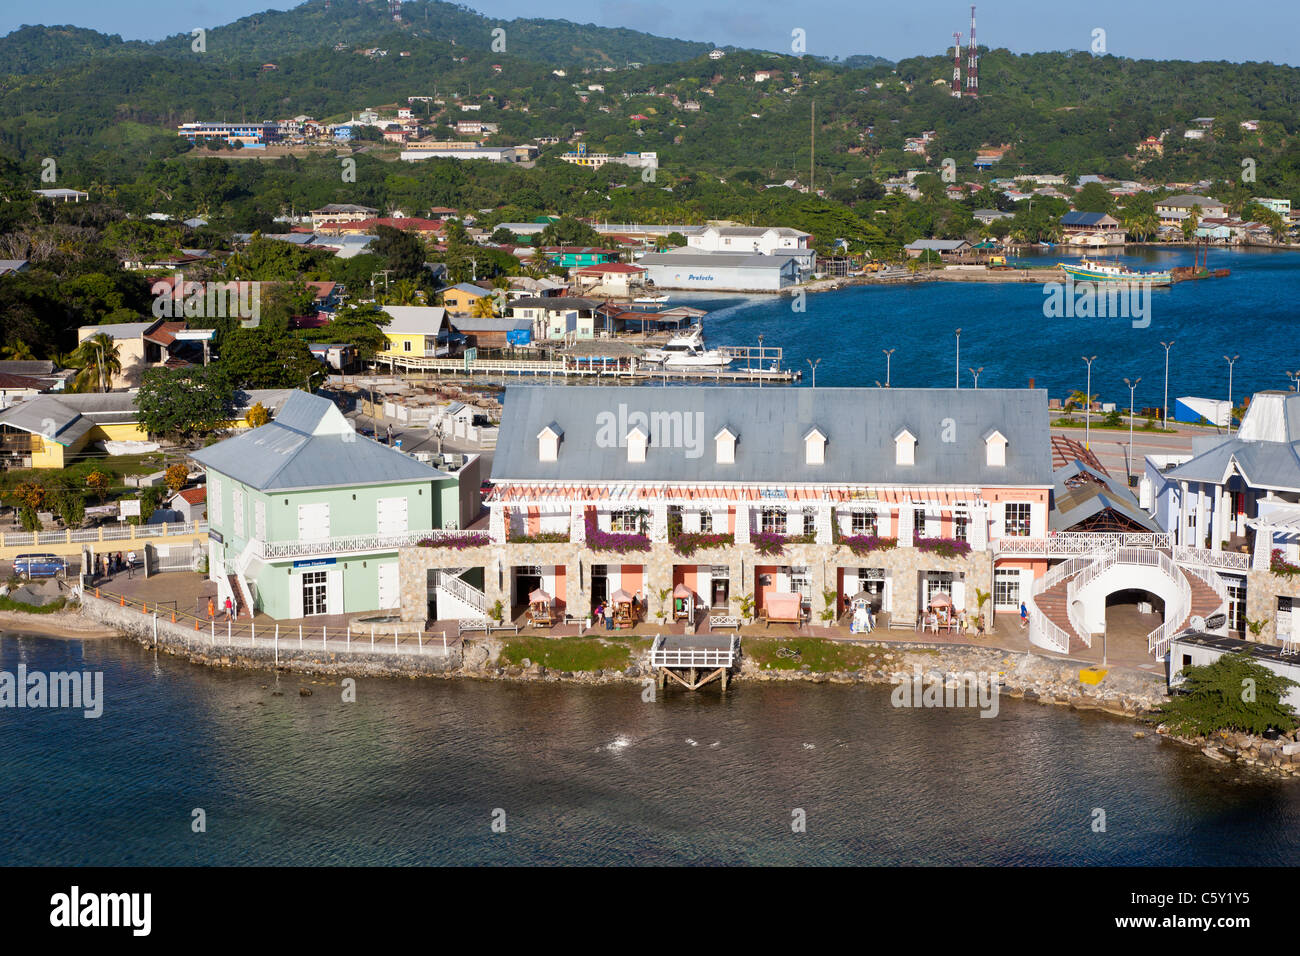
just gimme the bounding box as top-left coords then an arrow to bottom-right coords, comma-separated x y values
924,610 -> 938,633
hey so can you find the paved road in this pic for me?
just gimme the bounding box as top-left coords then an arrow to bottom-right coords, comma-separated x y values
1051,417 -> 1225,480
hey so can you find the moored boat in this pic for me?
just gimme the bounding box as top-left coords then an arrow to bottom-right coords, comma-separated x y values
641,326 -> 732,367
1059,257 -> 1172,286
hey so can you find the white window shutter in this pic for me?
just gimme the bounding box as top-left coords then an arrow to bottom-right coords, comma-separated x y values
326,569 -> 343,615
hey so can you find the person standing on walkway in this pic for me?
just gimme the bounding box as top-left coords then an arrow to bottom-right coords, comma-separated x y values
1020,601 -> 1029,629
224,596 -> 234,621
386,424 -> 394,446
126,550 -> 137,579
207,597 -> 215,620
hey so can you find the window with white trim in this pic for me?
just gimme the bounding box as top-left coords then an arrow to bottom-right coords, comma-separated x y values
994,568 -> 1021,607
760,507 -> 787,534
611,509 -> 642,533
699,510 -> 713,533
953,514 -> 968,542
1004,502 -> 1031,537
851,510 -> 877,535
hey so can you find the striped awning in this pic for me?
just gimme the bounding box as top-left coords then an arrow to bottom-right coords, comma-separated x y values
489,482 -> 986,505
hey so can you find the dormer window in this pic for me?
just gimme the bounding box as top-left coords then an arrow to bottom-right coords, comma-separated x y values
804,427 -> 826,465
538,423 -> 562,462
715,426 -> 737,464
894,427 -> 916,466
627,425 -> 648,463
984,429 -> 1008,467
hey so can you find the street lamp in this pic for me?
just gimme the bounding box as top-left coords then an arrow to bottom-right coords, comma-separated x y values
954,328 -> 962,389
1083,355 -> 1097,449
1160,340 -> 1175,430
757,334 -> 764,388
969,366 -> 983,389
1123,376 -> 1141,482
806,357 -> 821,388
1224,354 -> 1239,431
882,348 -> 895,387
1288,370 -> 1300,393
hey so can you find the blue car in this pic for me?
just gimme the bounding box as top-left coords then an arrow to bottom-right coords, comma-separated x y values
13,553 -> 67,580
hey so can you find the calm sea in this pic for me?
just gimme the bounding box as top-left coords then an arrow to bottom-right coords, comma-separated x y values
681,247 -> 1300,410
3,633 -> 1300,866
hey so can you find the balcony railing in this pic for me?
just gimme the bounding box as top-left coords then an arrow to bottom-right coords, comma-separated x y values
253,529 -> 463,560
995,532 -> 1173,556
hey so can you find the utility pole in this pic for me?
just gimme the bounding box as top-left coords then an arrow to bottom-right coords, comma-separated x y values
810,101 -> 815,195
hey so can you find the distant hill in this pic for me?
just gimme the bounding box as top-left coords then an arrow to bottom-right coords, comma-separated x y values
0,24 -> 146,74
0,0 -> 725,71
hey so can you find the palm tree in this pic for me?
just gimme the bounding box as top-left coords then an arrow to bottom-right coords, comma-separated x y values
71,333 -> 122,393
470,294 -> 499,319
377,278 -> 422,306
1,342 -> 35,361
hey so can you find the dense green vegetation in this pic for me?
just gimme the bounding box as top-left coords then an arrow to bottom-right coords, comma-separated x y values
1,1 -> 1297,371
1158,654 -> 1298,735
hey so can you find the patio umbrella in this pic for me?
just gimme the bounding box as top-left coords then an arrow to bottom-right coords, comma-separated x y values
929,592 -> 952,607
528,588 -> 552,605
610,588 -> 634,605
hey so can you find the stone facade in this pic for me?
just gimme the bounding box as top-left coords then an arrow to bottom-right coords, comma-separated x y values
399,538 -> 994,626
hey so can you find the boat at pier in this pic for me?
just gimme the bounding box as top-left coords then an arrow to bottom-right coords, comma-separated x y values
1059,257 -> 1173,286
641,326 -> 732,368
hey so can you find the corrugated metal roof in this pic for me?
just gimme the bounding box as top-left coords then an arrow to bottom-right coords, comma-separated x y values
192,391 -> 447,491
491,386 -> 1052,487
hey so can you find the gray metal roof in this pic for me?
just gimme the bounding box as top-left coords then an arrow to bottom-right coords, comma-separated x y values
1051,460 -> 1159,532
192,391 -> 447,492
491,386 -> 1052,487
380,306 -> 449,334
637,251 -> 800,270
1166,391 -> 1300,491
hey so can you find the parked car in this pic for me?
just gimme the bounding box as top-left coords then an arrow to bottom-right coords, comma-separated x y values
13,553 -> 67,580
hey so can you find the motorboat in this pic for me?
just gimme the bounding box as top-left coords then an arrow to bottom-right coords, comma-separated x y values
641,326 -> 732,367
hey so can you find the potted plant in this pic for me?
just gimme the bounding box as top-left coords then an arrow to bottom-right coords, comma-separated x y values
489,599 -> 505,625
733,592 -> 755,626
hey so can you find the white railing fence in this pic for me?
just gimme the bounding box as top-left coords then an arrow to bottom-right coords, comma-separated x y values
1173,545 -> 1250,572
434,570 -> 488,612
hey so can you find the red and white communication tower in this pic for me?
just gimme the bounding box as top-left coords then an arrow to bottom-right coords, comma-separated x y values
389,0 -> 402,21
966,5 -> 979,98
951,33 -> 963,97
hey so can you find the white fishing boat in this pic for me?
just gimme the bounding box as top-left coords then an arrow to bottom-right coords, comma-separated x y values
641,326 -> 732,368
632,293 -> 670,305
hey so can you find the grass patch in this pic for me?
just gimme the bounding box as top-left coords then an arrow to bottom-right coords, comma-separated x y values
498,636 -> 637,672
744,637 -> 935,672
0,596 -> 69,614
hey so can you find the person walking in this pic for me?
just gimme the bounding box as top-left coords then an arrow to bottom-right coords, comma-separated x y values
386,424 -> 394,445
207,597 -> 216,620
1019,601 -> 1029,629
224,596 -> 234,621
126,550 -> 137,579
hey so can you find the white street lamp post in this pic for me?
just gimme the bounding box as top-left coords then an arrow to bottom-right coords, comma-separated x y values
1160,340 -> 1174,430
1083,355 -> 1097,450
1124,376 -> 1141,482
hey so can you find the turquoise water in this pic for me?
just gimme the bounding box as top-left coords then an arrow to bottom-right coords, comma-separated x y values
681,247 -> 1300,411
4,633 -> 1300,866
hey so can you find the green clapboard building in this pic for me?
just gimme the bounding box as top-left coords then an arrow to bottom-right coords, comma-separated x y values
193,391 -> 460,620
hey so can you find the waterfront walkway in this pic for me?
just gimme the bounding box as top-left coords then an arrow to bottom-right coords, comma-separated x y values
84,569 -> 1164,678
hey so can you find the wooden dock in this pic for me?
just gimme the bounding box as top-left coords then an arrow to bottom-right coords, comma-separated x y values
375,353 -> 798,384
649,634 -> 740,691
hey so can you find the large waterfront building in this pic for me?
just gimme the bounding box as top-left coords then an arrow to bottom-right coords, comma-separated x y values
193,392 -> 467,620
396,385 -> 1055,630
